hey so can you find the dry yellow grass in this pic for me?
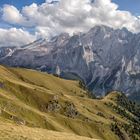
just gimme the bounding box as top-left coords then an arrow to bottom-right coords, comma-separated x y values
0,121 -> 98,140
0,65 -> 136,140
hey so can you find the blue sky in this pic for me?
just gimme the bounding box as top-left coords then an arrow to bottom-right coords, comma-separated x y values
0,0 -> 139,15
112,0 -> 140,15
0,0 -> 45,8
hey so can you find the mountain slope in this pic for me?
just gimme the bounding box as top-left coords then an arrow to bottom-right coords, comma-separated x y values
1,26 -> 140,101
0,120 -> 96,140
0,65 -> 140,140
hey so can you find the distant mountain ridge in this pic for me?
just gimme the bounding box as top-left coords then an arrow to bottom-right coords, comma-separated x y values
1,25 -> 140,101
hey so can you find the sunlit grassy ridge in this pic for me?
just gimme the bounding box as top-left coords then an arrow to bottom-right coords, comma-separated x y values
0,65 -> 139,140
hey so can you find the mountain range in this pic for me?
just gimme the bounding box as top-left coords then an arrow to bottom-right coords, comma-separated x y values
1,25 -> 140,101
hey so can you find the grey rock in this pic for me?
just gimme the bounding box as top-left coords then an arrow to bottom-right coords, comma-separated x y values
1,26 -> 140,99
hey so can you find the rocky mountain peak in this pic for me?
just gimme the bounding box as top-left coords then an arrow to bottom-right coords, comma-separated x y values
1,25 -> 140,100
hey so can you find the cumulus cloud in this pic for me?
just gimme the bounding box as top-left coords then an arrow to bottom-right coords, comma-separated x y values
2,5 -> 26,25
0,28 -> 36,47
1,0 -> 140,46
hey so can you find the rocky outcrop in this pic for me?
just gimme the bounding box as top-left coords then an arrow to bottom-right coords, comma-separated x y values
64,102 -> 79,118
46,100 -> 61,112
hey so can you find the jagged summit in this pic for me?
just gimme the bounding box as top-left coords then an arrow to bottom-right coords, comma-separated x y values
0,25 -> 140,101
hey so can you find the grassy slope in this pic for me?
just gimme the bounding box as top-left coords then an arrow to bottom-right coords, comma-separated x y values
0,65 -> 139,140
0,119 -> 97,140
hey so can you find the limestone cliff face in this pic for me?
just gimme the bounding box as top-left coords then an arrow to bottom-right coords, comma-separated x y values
1,26 -> 140,98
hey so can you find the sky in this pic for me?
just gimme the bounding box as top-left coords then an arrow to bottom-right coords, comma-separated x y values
0,0 -> 140,47
112,0 -> 140,15
0,0 -> 45,9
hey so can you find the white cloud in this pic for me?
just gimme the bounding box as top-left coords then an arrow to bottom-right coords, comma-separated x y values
0,28 -> 36,47
1,0 -> 140,46
2,5 -> 26,25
